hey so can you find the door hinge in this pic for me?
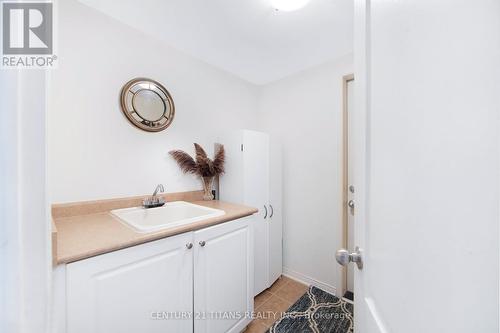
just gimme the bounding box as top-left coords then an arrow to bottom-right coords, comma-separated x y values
241,144 -> 244,151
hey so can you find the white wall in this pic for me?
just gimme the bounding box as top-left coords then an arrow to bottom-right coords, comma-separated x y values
0,70 -> 51,333
257,54 -> 353,293
49,0 -> 259,203
49,0 -> 353,295
0,71 -> 21,333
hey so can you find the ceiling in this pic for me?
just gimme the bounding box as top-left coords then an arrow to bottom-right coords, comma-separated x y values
79,0 -> 353,85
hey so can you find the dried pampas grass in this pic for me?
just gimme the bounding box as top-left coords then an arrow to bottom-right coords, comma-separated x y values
169,143 -> 225,178
169,150 -> 198,174
213,143 -> 225,175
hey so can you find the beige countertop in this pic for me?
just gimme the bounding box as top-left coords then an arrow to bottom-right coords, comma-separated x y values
52,192 -> 257,265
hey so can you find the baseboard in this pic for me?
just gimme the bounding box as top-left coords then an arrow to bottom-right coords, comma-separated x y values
282,267 -> 337,296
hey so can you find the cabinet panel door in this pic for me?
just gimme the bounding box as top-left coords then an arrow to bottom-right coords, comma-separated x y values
242,130 -> 269,295
194,217 -> 253,333
269,140 -> 283,284
218,131 -> 244,204
66,233 -> 193,333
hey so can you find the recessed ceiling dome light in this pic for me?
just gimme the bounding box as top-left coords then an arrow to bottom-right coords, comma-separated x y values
271,0 -> 311,12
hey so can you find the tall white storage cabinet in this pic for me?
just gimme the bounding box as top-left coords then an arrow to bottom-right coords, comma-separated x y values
218,130 -> 282,296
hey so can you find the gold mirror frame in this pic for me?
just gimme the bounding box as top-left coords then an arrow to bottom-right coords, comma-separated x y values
120,77 -> 175,132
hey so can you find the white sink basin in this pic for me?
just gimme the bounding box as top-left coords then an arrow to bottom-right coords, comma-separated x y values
110,201 -> 225,233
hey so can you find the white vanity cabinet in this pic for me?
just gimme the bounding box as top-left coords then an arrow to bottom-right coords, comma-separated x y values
193,217 -> 253,333
66,217 -> 253,333
66,232 -> 193,333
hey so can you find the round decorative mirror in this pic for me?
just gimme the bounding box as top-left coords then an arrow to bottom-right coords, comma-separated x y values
120,78 -> 175,132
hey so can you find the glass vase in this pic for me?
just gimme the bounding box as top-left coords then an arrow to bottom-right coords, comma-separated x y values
202,176 -> 214,201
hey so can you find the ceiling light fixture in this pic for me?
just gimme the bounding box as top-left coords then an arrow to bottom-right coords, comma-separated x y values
270,0 -> 311,12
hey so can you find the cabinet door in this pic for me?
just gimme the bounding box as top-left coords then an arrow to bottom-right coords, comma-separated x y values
66,233 -> 194,333
269,141 -> 283,284
218,131 -> 244,204
194,217 -> 253,333
242,130 -> 269,295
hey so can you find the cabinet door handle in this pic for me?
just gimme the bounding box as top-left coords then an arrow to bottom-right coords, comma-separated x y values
199,241 -> 206,247
263,205 -> 268,219
186,243 -> 193,249
269,204 -> 274,218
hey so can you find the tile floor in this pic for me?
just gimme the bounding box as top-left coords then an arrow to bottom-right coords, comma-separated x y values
245,276 -> 309,333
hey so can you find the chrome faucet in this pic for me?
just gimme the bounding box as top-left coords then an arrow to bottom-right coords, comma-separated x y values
143,184 -> 166,208
152,184 -> 164,197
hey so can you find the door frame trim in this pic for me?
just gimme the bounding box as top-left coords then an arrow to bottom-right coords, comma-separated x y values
340,73 -> 354,299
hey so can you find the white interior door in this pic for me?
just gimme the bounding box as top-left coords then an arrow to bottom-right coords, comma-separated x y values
353,0 -> 500,332
346,77 -> 355,296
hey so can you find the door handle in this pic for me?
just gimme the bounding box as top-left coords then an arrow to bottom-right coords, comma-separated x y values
335,246 -> 363,269
347,200 -> 355,215
263,205 -> 268,219
269,204 -> 274,218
